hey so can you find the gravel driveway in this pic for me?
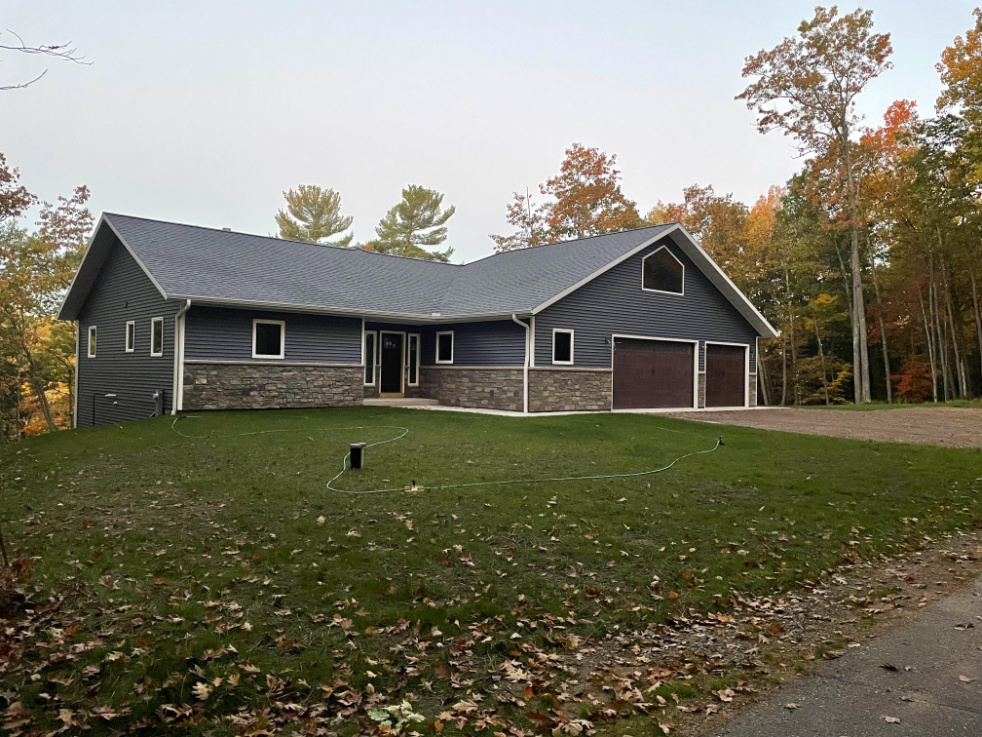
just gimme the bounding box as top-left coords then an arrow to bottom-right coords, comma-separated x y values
673,407 -> 982,449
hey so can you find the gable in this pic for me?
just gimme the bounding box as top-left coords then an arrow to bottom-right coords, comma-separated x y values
533,237 -> 761,369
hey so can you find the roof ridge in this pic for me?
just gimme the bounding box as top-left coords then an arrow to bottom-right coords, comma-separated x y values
464,222 -> 678,266
103,212 -> 460,268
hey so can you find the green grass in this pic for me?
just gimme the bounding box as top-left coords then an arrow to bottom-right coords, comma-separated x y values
1,407 -> 980,734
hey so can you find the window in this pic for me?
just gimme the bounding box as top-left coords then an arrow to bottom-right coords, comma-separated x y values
87,326 -> 97,358
125,321 -> 135,353
407,334 -> 420,386
642,246 -> 684,295
364,331 -> 377,385
252,319 -> 285,359
436,331 -> 454,364
150,317 -> 164,357
552,329 -> 574,365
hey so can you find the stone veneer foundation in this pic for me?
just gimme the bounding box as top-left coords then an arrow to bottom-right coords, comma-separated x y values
528,368 -> 612,412
182,362 -> 363,410
418,366 -> 524,411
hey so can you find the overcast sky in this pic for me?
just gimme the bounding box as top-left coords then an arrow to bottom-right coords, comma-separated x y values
4,1 -> 977,262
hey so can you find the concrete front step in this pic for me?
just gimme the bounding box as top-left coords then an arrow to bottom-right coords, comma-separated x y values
363,397 -> 440,408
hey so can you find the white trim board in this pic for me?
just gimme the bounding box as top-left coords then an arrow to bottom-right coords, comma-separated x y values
640,245 -> 685,296
251,318 -> 285,359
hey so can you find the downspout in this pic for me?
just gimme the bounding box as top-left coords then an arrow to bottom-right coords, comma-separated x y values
511,314 -> 530,413
172,299 -> 191,414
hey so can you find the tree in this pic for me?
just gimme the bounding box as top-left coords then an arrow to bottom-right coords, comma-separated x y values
275,185 -> 353,247
540,143 -> 640,239
937,9 -> 982,125
374,185 -> 455,261
646,184 -> 750,285
490,188 -> 549,252
737,6 -> 893,404
0,183 -> 91,433
0,29 -> 89,91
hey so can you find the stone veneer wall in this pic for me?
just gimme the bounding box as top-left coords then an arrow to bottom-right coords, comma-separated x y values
748,373 -> 758,407
418,367 -> 523,411
183,363 -> 363,410
697,373 -> 707,408
528,369 -> 612,412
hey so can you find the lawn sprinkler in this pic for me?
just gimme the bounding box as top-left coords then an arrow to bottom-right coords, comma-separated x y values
349,442 -> 367,470
404,480 -> 423,493
718,435 -> 725,446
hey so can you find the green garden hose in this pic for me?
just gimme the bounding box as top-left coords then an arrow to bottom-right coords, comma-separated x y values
170,415 -> 722,496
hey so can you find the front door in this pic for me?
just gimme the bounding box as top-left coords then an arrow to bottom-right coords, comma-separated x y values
379,332 -> 404,394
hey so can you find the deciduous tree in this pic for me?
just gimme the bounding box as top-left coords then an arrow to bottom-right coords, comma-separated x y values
540,143 -> 640,239
490,188 -> 549,252
737,5 -> 893,404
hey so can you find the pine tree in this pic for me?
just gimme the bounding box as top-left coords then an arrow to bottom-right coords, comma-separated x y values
275,184 -> 353,247
374,185 -> 455,261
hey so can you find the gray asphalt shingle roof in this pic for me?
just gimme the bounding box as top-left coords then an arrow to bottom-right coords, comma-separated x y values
59,213 -> 777,337
71,213 -> 676,319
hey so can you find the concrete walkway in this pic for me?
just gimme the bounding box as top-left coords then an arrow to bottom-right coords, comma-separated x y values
708,575 -> 982,737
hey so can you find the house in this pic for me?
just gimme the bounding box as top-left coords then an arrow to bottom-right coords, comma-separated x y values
58,213 -> 778,427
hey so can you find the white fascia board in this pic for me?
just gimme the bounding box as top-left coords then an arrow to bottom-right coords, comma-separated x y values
58,214 -> 170,320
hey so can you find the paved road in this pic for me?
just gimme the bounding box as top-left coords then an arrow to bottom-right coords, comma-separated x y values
707,575 -> 982,737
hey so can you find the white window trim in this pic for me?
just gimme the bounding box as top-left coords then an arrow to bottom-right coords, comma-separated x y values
551,328 -> 574,365
407,333 -> 420,386
87,325 -> 97,358
435,330 -> 454,364
150,317 -> 164,357
364,330 -> 378,386
641,245 -> 685,296
125,320 -> 135,353
252,319 -> 286,359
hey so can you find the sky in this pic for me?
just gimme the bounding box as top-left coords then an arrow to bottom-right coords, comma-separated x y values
4,1 -> 978,262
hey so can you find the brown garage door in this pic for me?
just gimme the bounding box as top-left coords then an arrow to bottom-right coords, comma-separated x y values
612,338 -> 694,409
705,344 -> 746,407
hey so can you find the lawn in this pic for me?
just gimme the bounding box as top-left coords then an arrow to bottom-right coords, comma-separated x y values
1,407 -> 980,735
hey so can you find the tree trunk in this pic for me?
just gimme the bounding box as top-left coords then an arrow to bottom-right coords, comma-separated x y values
841,138 -> 871,403
971,270 -> 982,394
918,285 -> 938,402
869,258 -> 892,403
20,338 -> 56,432
758,349 -> 772,406
813,316 -> 830,405
780,334 -> 788,406
930,257 -> 953,400
942,261 -> 968,398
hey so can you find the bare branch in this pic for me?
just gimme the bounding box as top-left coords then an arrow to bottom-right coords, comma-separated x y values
0,29 -> 90,91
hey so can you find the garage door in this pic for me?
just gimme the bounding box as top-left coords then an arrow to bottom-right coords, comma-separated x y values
612,338 -> 694,409
705,344 -> 746,407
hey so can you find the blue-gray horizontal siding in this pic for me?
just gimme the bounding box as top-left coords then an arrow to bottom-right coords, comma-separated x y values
420,320 -> 526,366
534,236 -> 758,370
185,306 -> 362,364
76,240 -> 182,426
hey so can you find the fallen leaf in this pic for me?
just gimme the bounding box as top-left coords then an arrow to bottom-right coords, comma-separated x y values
883,715 -> 901,724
